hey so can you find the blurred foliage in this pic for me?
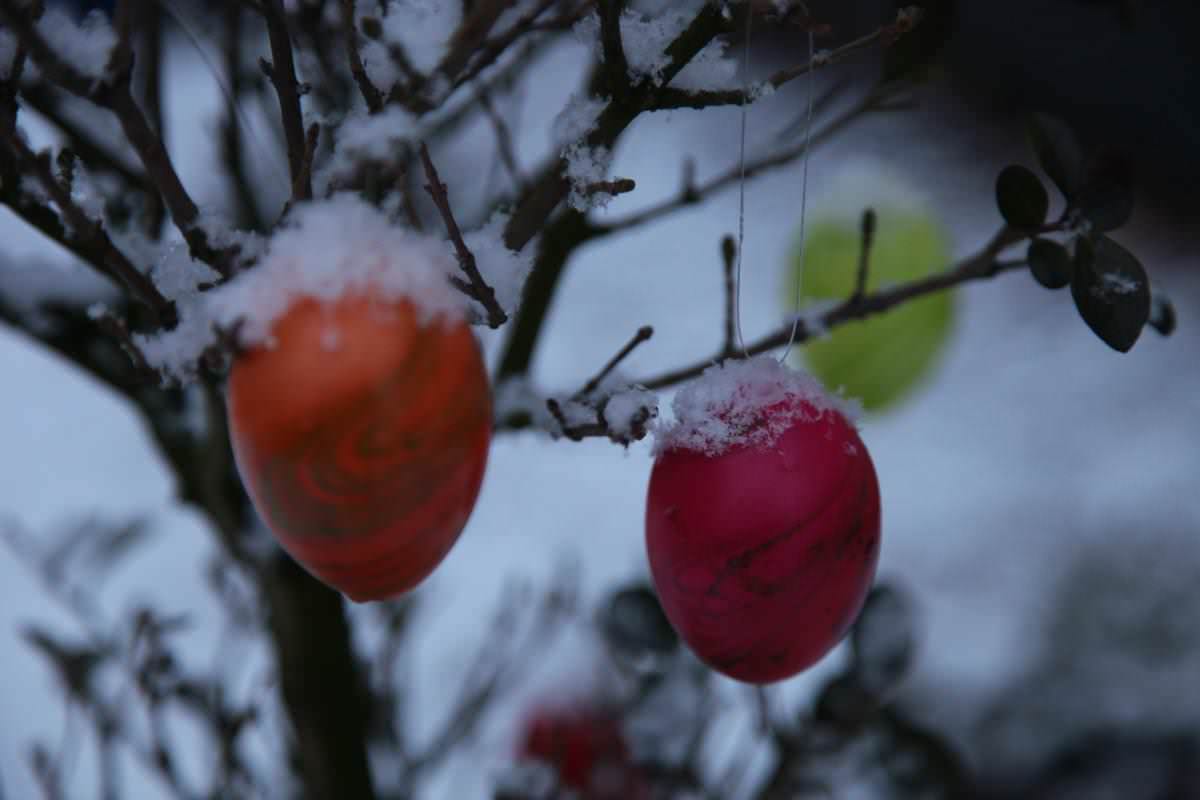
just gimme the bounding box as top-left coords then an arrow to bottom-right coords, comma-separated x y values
1004,113 -> 1160,352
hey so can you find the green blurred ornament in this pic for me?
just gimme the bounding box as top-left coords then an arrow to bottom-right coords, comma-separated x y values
785,209 -> 955,413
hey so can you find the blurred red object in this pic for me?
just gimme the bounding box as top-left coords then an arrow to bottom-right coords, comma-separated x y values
517,705 -> 647,798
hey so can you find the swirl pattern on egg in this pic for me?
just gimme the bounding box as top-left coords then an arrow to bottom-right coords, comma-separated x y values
228,294 -> 491,601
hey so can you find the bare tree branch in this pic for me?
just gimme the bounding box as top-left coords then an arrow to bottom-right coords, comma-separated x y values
444,0 -> 596,104
417,142 -> 508,328
0,0 -> 238,276
282,122 -> 319,216
258,0 -> 310,201
437,0 -> 510,82
596,87 -> 881,237
583,175 -> 636,198
637,226 -> 1031,392
497,226 -> 1039,443
651,6 -> 923,111
340,0 -> 383,112
0,129 -> 175,325
546,394 -> 653,445
92,309 -> 155,378
721,235 -> 738,357
262,555 -> 377,800
502,1 -> 731,254
852,208 -> 876,303
135,0 -> 166,236
475,84 -> 524,190
576,324 -> 653,398
598,0 -> 630,95
18,84 -> 155,200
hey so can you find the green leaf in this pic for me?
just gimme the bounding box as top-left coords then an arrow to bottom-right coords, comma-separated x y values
1027,238 -> 1073,289
1070,236 -> 1151,352
786,211 -> 955,412
1028,113 -> 1084,200
1076,149 -> 1135,232
995,165 -> 1049,230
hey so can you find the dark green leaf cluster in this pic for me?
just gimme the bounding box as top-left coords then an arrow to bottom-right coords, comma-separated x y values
993,114 -> 1176,352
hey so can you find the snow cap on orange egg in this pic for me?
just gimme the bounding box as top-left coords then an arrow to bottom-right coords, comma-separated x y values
214,194 -> 466,345
137,194 -> 467,377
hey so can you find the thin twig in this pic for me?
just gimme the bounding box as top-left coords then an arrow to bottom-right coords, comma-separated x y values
501,1 -> 730,253
852,208 -> 876,302
583,176 -> 636,198
475,85 -> 523,190
576,325 -> 653,398
500,226 -> 1037,444
289,123 -> 320,208
91,310 -> 155,378
381,42 -> 425,109
397,168 -> 424,231
374,0 -> 524,113
721,235 -> 737,356
417,142 -> 508,328
285,0 -> 350,111
437,0 -> 510,82
258,0 -> 309,200
597,88 -> 880,237
545,395 -> 654,444
137,0 -> 166,237
4,523 -> 247,799
495,3 -> 735,387
18,86 -> 155,201
340,0 -> 383,112
552,400 -> 587,439
445,0 -> 595,101
651,6 -> 923,111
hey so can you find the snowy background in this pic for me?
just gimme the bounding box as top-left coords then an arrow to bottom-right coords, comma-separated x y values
2,4 -> 1198,798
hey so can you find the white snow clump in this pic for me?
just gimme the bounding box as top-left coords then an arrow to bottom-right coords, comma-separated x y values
38,8 -> 116,78
653,356 -> 860,457
137,194 -> 463,379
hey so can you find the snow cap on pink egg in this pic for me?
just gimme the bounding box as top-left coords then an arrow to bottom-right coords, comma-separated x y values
653,356 -> 861,457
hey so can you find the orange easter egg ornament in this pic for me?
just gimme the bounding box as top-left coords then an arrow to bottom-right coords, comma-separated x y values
223,196 -> 491,602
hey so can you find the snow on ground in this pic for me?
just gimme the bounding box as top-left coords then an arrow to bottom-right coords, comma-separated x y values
2,19 -> 1198,800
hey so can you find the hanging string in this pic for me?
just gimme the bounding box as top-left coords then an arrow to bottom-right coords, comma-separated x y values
779,3 -> 817,365
731,1 -> 754,358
